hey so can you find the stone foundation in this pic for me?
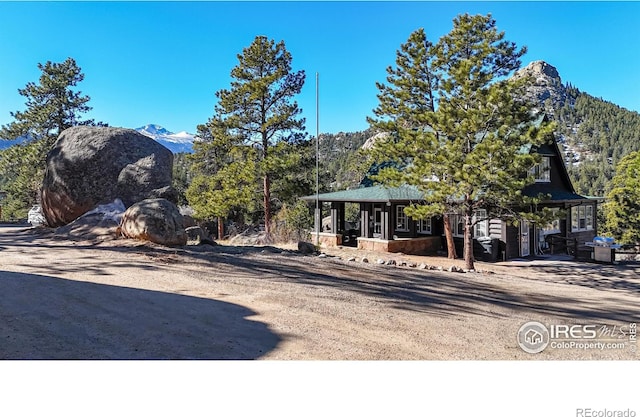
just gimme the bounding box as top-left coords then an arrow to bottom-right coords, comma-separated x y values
313,232 -> 342,247
357,236 -> 441,255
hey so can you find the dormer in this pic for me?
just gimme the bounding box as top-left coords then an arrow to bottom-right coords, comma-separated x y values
530,156 -> 551,182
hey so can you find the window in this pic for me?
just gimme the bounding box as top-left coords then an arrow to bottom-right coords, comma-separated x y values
571,205 -> 594,232
541,208 -> 561,235
452,211 -> 488,238
586,205 -> 593,230
418,218 -> 432,234
530,157 -> 551,182
395,205 -> 409,231
474,209 -> 488,238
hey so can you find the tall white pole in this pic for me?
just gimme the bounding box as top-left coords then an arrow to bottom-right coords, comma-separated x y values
315,72 -> 320,244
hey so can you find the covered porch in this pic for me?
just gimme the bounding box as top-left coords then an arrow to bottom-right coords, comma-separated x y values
301,185 -> 442,256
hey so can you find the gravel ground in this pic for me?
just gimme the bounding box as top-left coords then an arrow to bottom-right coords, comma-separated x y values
0,225 -> 638,360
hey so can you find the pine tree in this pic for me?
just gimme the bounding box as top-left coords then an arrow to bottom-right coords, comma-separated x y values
186,123 -> 258,239
197,36 -> 306,240
0,57 -> 102,218
367,28 -> 458,259
603,151 -> 640,244
369,14 -> 555,270
0,57 -> 97,144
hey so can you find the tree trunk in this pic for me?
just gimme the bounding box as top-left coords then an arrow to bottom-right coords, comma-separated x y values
464,212 -> 475,271
443,214 -> 457,259
217,216 -> 224,240
263,173 -> 272,240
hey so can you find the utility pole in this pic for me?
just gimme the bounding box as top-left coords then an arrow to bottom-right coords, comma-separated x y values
315,72 -> 320,245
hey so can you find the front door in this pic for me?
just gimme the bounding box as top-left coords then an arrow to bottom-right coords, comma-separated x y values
373,207 -> 382,238
521,220 -> 530,257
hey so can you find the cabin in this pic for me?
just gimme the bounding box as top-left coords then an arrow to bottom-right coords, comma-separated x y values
302,129 -> 598,261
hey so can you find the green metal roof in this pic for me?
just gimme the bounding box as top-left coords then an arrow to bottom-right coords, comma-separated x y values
522,183 -> 589,203
520,142 -> 556,156
301,184 -> 425,203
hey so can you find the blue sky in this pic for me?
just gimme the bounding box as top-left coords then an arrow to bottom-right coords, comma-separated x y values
1,1 -> 639,135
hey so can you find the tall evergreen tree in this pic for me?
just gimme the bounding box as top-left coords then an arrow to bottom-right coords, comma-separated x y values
0,57 -> 101,218
186,123 -> 258,238
368,28 -> 458,259
195,35 -> 306,240
603,151 -> 640,244
0,57 -> 97,144
369,14 -> 555,270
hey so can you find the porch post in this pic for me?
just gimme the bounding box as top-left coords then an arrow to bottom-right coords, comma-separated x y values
383,203 -> 392,240
338,202 -> 345,232
361,203 -> 371,238
410,213 -> 417,237
314,205 -> 321,239
330,202 -> 339,233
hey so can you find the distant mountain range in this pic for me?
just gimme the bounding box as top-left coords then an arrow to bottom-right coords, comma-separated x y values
135,124 -> 196,154
0,124 -> 197,153
0,135 -> 28,150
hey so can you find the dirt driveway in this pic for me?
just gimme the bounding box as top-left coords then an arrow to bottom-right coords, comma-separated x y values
0,225 -> 638,359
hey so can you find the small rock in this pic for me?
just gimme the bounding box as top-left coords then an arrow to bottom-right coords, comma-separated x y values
297,241 -> 316,254
385,259 -> 396,266
408,262 -> 417,268
399,261 -> 407,267
318,253 -> 327,258
361,257 -> 369,263
187,244 -> 215,253
418,263 -> 428,269
347,257 -> 356,262
436,266 -> 443,271
376,259 -> 386,264
185,226 -> 206,243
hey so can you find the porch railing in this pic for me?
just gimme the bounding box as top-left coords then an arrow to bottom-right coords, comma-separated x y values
546,235 -> 578,258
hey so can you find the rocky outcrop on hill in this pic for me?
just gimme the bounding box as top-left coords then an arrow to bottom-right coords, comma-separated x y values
513,60 -> 574,114
360,132 -> 389,151
120,198 -> 187,246
41,126 -> 176,227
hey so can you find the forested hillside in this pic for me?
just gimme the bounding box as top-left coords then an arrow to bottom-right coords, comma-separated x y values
514,60 -> 640,197
558,92 -> 640,196
317,130 -> 373,191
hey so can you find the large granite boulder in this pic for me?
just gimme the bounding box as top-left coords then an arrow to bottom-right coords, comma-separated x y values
119,198 -> 187,246
41,126 -> 176,227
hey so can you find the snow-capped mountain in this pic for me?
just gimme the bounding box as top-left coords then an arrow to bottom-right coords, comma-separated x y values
135,124 -> 196,154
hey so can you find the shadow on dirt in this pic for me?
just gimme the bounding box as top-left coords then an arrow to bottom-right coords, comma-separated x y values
0,270 -> 280,359
3,225 -> 639,325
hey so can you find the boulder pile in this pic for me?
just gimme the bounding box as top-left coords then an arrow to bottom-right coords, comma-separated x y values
41,126 -> 176,227
40,126 -> 187,247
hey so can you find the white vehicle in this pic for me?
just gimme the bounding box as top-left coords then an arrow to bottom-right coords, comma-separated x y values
27,205 -> 46,226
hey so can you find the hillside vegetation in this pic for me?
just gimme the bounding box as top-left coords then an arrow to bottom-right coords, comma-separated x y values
558,90 -> 640,196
